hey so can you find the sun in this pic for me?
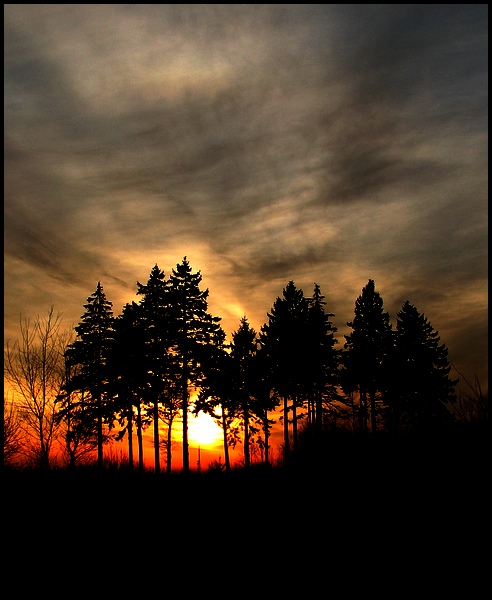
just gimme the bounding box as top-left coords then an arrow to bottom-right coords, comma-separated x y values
188,412 -> 223,448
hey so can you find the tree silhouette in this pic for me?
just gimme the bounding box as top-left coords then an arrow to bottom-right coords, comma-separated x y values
384,301 -> 458,433
230,316 -> 258,469
167,257 -> 222,474
62,283 -> 114,468
260,281 -> 310,459
5,258 -> 475,477
343,280 -> 392,434
305,283 -> 340,433
108,301 -> 150,471
195,323 -> 238,472
249,343 -> 278,466
136,264 -> 171,475
3,394 -> 23,467
4,307 -> 70,468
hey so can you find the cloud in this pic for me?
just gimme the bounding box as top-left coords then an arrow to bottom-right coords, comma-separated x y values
4,4 -> 488,392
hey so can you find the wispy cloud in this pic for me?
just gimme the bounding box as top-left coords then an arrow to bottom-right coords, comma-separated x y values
4,4 -> 488,390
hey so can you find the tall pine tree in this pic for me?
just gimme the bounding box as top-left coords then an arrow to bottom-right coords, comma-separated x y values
63,282 -> 114,468
260,281 -> 309,459
384,301 -> 457,433
230,316 -> 258,470
168,257 -> 222,474
136,264 -> 171,475
305,284 -> 339,433
343,279 -> 392,434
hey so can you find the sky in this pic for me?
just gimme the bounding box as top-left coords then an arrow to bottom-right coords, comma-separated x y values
5,4 -> 488,410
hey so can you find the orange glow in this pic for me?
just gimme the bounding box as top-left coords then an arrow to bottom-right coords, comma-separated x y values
187,411 -> 223,449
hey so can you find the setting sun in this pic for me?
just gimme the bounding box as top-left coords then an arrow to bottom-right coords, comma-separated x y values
188,412 -> 223,448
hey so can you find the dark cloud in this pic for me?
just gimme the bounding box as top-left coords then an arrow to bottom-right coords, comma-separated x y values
4,4 -> 488,392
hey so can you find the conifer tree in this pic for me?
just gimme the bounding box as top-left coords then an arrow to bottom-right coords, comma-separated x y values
260,281 -> 309,459
168,257 -> 222,474
230,316 -> 258,469
306,284 -> 339,432
384,301 -> 458,433
109,301 -> 149,471
63,283 -> 114,468
249,343 -> 278,467
136,264 -> 171,474
343,279 -> 392,434
195,323 -> 237,473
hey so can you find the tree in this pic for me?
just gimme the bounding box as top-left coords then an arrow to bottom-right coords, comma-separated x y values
343,279 -> 392,434
384,301 -> 458,433
260,281 -> 310,460
230,316 -> 258,469
62,283 -> 114,468
305,283 -> 340,433
108,301 -> 150,471
136,264 -> 172,474
3,394 -> 23,467
168,257 -> 222,474
4,307 -> 70,468
195,323 -> 238,473
249,343 -> 278,467
57,356 -> 99,468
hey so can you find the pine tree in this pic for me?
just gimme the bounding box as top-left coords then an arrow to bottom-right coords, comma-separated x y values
195,323 -> 237,473
230,316 -> 258,469
108,301 -> 149,471
63,283 -> 114,468
306,284 -> 339,433
384,301 -> 458,433
343,279 -> 392,434
260,281 -> 309,459
136,264 -> 171,475
249,343 -> 278,467
168,257 -> 222,474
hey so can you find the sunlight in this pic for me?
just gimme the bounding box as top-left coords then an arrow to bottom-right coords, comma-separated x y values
188,412 -> 223,448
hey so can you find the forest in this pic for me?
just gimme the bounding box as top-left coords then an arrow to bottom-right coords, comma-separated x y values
3,257 -> 488,486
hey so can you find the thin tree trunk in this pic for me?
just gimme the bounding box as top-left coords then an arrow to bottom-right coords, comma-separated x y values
136,400 -> 144,472
316,389 -> 323,433
263,411 -> 269,466
283,395 -> 289,461
243,403 -> 250,469
166,420 -> 173,474
221,405 -> 231,472
127,404 -> 134,470
97,392 -> 103,468
292,395 -> 298,453
153,399 -> 160,474
182,367 -> 189,474
370,391 -> 377,434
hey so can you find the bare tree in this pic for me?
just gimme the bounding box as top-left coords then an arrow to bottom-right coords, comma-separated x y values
3,393 -> 24,467
4,307 -> 70,468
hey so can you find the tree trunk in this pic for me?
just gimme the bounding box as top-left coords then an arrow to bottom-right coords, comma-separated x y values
243,403 -> 250,469
263,411 -> 269,467
292,395 -> 298,453
166,421 -> 173,474
136,401 -> 144,472
221,405 -> 231,473
360,389 -> 368,433
283,395 -> 289,461
127,405 -> 134,470
153,399 -> 160,474
316,389 -> 323,433
97,392 -> 103,469
370,390 -> 377,434
182,368 -> 189,474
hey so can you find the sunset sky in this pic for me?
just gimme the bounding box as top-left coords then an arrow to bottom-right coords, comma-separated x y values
5,0 -> 488,419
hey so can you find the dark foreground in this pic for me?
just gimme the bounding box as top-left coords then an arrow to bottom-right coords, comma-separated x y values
5,428 -> 488,516
3,428 -> 488,595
